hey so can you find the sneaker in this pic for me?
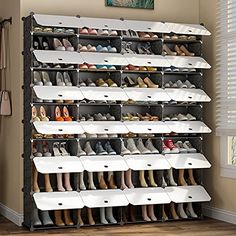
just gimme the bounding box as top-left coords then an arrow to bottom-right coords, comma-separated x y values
137,138 -> 151,154
86,78 -> 96,87
184,80 -> 196,89
84,141 -> 96,155
94,113 -> 107,121
95,142 -> 108,155
121,140 -> 131,155
127,138 -> 140,154
183,141 -> 197,153
186,113 -> 196,121
164,67 -> 172,72
164,139 -> 179,153
162,142 -> 171,154
105,113 -> 116,121
177,113 -> 188,121
77,142 -> 86,156
175,141 -> 188,153
145,139 -> 159,154
104,141 -> 116,155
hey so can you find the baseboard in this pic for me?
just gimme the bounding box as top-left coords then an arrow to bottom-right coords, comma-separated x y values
203,205 -> 236,225
0,203 -> 23,226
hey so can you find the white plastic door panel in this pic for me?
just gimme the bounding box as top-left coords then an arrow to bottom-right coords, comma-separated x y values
81,121 -> 129,134
80,52 -> 128,66
80,189 -> 129,208
33,156 -> 84,174
124,121 -> 171,134
124,154 -> 171,170
33,14 -> 81,28
33,121 -> 84,135
33,192 -> 84,211
165,89 -> 211,102
165,186 -> 211,203
80,87 -> 129,101
124,88 -> 171,102
124,188 -> 171,206
165,22 -> 211,36
80,155 -> 129,172
165,153 -> 211,169
34,86 -> 84,101
166,56 -> 211,69
33,50 -> 83,64
124,54 -> 171,67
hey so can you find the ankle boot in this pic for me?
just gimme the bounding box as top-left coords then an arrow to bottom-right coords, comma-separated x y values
44,174 -> 53,192
170,202 -> 179,220
64,210 -> 74,225
32,208 -> 42,226
33,165 -> 40,193
100,207 -> 108,224
54,210 -> 65,226
106,207 -> 117,223
148,205 -> 157,221
88,172 -> 96,190
167,168 -> 177,186
186,203 -> 198,218
139,170 -> 148,187
64,173 -> 73,191
178,169 -> 188,186
126,169 -> 134,188
77,209 -> 84,226
148,170 -> 157,187
87,208 -> 95,225
121,171 -> 128,190
108,172 -> 117,189
57,173 -> 65,191
79,172 -> 86,190
141,205 -> 151,221
39,210 -> 54,226
188,169 -> 197,185
98,172 -> 108,189
177,203 -> 188,219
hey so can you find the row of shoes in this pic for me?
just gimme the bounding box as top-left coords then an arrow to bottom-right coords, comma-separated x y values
79,28 -> 118,36
33,26 -> 75,34
163,113 -> 196,121
123,64 -> 157,71
163,44 -> 195,56
123,76 -> 158,88
78,133 -> 118,139
122,113 -> 159,121
164,34 -> 197,41
79,63 -> 116,70
162,139 -> 196,154
79,44 -> 117,53
164,67 -> 197,73
79,78 -> 118,87
164,80 -> 196,89
79,113 -> 116,121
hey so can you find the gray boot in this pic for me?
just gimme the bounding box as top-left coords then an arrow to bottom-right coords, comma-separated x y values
32,208 -> 42,227
39,210 -> 54,226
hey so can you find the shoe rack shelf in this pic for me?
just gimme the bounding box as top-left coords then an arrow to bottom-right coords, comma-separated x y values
23,13 -> 212,231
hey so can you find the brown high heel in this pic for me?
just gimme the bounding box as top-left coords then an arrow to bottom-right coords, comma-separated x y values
175,45 -> 185,56
163,44 -> 177,56
180,45 -> 195,56
54,210 -> 65,226
178,169 -> 188,186
64,210 -> 74,226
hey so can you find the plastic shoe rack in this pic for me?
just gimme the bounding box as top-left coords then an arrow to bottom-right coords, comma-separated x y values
23,13 -> 212,230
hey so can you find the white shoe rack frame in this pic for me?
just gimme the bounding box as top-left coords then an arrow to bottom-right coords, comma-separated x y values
23,13 -> 212,230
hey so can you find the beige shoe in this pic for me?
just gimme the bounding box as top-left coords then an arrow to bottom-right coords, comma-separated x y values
96,78 -> 108,87
163,44 -> 177,56
175,45 -> 185,56
137,77 -> 147,88
105,78 -> 118,87
144,77 -> 158,88
180,45 -> 195,56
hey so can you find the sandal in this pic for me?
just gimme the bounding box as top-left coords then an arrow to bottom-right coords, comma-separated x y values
127,113 -> 139,121
55,106 -> 64,121
59,142 -> 70,156
137,113 -> 150,121
146,113 -> 159,121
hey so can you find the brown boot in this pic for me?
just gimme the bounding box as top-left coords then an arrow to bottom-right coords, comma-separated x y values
87,208 -> 95,225
170,202 -> 179,220
54,210 -> 65,226
188,169 -> 197,185
108,172 -> 117,189
98,172 -> 108,189
64,210 -> 74,226
178,169 -> 188,186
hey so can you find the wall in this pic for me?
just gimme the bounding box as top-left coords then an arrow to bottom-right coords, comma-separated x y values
200,0 -> 236,213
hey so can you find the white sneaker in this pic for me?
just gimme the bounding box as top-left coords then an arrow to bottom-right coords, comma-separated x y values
176,80 -> 187,88
177,113 -> 188,121
186,203 -> 198,218
183,141 -> 197,153
145,139 -> 159,154
137,138 -> 151,154
77,142 -> 86,156
121,140 -> 131,155
184,80 -> 196,89
177,203 -> 188,219
175,141 -> 188,153
127,138 -> 140,155
84,141 -> 96,155
186,113 -> 196,121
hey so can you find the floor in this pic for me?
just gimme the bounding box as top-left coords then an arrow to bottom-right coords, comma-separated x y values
1,216 -> 236,236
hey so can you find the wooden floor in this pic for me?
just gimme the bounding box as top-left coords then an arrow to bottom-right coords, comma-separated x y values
1,216 -> 236,236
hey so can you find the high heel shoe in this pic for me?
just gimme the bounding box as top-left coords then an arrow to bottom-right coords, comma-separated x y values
59,142 -> 70,156
63,106 -> 73,121
163,44 -> 177,56
55,106 -> 64,121
53,142 -> 61,156
41,72 -> 52,86
124,76 -> 139,87
63,72 -> 73,86
175,45 -> 185,56
143,77 -> 159,88
62,39 -> 74,51
53,38 -> 65,51
180,45 -> 195,56
39,106 -> 49,121
32,106 -> 40,122
137,77 -> 147,88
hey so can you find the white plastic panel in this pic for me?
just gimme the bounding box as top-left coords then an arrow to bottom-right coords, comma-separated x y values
124,188 -> 171,206
33,50 -> 83,64
81,121 -> 129,134
33,121 -> 84,135
166,121 -> 212,134
124,88 -> 171,102
80,87 -> 129,101
80,189 -> 129,208
80,155 -> 129,172
33,156 -> 84,174
124,55 -> 171,67
124,121 -> 171,134
80,52 -> 128,66
125,20 -> 170,33
165,153 -> 211,169
34,14 -> 81,28
34,86 -> 84,101
165,22 -> 211,36
165,89 -> 211,102
80,17 -> 128,30
33,192 -> 84,211
124,154 -> 171,170
165,186 -> 211,203
166,56 -> 211,69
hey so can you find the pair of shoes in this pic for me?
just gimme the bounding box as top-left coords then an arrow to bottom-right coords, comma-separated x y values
97,45 -> 117,53
96,78 -> 118,87
53,38 -> 74,51
163,113 -> 196,121
124,76 -> 158,88
164,67 -> 197,73
79,78 -> 96,87
33,142 -> 51,157
33,71 -> 52,86
137,42 -> 153,55
79,27 -> 98,35
162,140 -> 179,154
79,133 -> 117,139
80,113 -> 115,121
78,44 -> 96,52
97,29 -> 118,36
78,44 -> 117,53
164,34 -> 197,41
162,140 -> 196,154
138,32 -> 158,39
163,44 -> 195,56
96,65 -> 116,70
55,106 -> 73,121
164,80 -> 195,89
53,142 -> 70,156
33,26 -> 53,33
121,29 -> 139,38
178,141 -> 197,153
122,113 -> 159,121
122,64 -> 157,71
56,72 -> 73,86
33,37 -> 50,50
32,106 -> 49,122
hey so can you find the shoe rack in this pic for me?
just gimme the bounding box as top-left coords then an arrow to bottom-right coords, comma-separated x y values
23,13 -> 212,230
